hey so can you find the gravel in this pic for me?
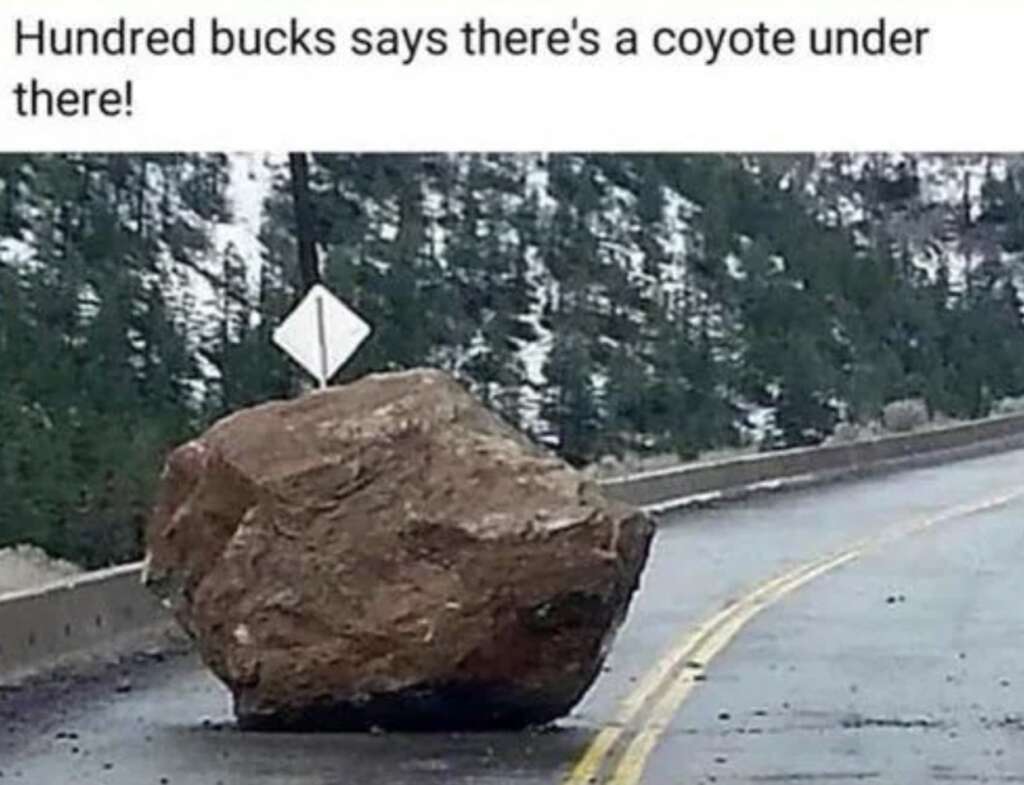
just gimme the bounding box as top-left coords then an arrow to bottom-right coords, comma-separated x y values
0,545 -> 82,597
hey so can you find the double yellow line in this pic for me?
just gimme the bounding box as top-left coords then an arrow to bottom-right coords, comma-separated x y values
564,488 -> 1024,785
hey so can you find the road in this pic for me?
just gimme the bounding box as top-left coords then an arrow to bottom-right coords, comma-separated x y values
4,448 -> 1024,784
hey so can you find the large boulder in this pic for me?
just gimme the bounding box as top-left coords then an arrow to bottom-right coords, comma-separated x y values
144,369 -> 653,731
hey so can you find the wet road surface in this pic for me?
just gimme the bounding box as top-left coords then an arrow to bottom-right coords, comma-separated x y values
4,447 -> 1024,784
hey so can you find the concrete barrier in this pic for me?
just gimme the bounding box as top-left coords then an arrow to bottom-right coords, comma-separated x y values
0,561 -> 158,681
4,410 -> 1024,681
602,412 -> 1024,509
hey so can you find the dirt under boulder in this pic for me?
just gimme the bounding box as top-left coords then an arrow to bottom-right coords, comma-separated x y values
144,369 -> 654,731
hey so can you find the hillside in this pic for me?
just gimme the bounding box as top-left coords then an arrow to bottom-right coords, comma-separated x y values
1,152 -> 1023,565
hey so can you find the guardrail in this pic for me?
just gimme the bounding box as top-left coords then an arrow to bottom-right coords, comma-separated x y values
601,411 -> 1024,509
4,410 -> 1024,682
0,562 -> 159,680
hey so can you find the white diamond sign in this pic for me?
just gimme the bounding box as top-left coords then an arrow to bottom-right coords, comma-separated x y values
273,284 -> 372,388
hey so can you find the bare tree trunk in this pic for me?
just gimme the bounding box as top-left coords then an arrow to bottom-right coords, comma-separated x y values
288,153 -> 320,289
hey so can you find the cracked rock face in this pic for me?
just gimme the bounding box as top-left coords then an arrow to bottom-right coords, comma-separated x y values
144,369 -> 654,731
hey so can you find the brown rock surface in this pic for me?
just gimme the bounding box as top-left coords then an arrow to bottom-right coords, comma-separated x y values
144,369 -> 653,731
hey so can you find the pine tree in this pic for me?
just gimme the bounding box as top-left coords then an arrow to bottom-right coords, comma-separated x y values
0,153 -> 230,566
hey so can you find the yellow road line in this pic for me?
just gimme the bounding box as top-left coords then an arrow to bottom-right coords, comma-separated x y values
616,553 -> 851,726
606,551 -> 859,785
565,552 -> 855,785
566,602 -> 739,785
563,487 -> 1024,785
564,727 -> 620,785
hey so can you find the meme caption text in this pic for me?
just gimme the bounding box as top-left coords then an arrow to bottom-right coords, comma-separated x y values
9,16 -> 932,119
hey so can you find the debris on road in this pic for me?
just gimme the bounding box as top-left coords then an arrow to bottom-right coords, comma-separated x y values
840,713 -> 944,730
144,369 -> 654,731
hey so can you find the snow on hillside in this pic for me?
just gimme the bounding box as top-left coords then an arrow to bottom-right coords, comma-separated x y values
808,153 -> 1023,286
214,153 -> 277,294
0,237 -> 32,267
113,152 -> 1024,433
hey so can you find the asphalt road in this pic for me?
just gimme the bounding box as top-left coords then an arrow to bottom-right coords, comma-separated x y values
4,447 -> 1024,785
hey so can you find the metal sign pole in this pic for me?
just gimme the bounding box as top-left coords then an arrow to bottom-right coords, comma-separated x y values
316,293 -> 328,389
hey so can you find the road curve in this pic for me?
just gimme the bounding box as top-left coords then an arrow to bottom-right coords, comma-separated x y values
4,447 -> 1024,785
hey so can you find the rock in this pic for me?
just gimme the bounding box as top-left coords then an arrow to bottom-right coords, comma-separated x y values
144,369 -> 653,731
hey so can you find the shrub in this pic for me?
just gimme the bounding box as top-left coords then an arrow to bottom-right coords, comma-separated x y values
882,398 -> 929,433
